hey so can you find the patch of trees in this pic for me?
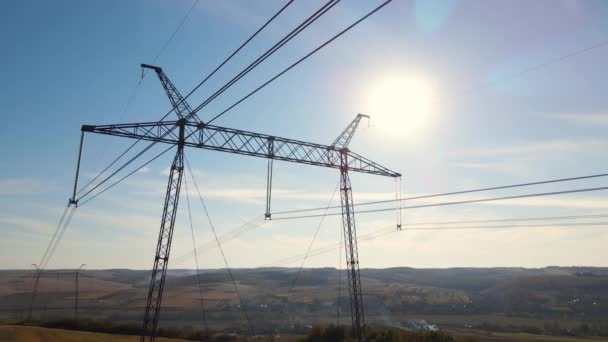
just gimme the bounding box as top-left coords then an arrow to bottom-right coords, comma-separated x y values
298,324 -> 478,342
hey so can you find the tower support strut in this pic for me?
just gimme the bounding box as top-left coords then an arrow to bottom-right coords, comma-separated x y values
339,150 -> 365,341
140,120 -> 186,342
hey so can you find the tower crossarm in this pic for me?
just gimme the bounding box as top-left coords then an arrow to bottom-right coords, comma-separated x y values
81,120 -> 401,178
141,64 -> 202,123
331,113 -> 369,148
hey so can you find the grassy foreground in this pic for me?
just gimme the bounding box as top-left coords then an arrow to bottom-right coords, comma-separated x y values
0,325 -> 188,342
1,324 -> 605,342
474,332 -> 607,342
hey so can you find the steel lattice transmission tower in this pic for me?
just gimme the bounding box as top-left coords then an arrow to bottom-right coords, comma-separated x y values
26,264 -> 88,322
73,65 -> 400,341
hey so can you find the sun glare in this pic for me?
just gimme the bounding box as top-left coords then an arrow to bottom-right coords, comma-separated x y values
364,73 -> 435,140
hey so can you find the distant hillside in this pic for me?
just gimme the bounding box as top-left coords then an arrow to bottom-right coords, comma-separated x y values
1,267 -> 607,336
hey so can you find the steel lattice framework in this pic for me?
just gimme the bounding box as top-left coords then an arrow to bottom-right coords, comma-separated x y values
82,120 -> 399,178
140,139 -> 184,340
76,65 -> 400,341
332,113 -> 369,148
339,152 -> 366,341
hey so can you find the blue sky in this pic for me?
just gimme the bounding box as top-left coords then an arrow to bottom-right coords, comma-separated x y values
1,0 -> 608,270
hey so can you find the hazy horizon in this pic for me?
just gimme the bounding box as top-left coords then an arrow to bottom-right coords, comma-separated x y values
1,0 -> 607,271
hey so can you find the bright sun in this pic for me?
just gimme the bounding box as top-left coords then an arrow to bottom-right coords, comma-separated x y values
364,73 -> 435,140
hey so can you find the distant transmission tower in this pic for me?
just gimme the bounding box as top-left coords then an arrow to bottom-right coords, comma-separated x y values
26,264 -> 88,322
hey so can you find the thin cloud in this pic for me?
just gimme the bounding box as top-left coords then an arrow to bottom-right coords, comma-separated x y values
137,166 -> 150,174
0,178 -> 56,196
459,139 -> 607,158
550,112 -> 608,126
0,215 -> 55,234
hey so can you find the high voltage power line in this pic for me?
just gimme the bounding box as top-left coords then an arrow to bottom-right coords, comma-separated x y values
171,216 -> 266,266
206,0 -> 392,124
83,0 -> 202,191
272,172 -> 608,216
464,38 -> 608,95
283,181 -> 339,328
193,0 -> 341,118
76,0 -> 297,200
254,221 -> 608,269
38,205 -> 77,270
51,0 -> 312,273
74,0 -> 356,205
271,186 -> 608,220
171,213 -> 608,268
38,0 -> 298,292
185,217 -> 608,274
185,159 -> 254,335
159,169 -> 608,272
183,176 -> 209,338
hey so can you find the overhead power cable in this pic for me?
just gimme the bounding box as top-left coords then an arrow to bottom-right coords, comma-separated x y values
272,172 -> 608,215
183,176 -> 209,338
271,186 -> 608,220
171,213 -> 608,266
171,216 -> 266,267
206,0 -> 393,124
404,213 -> 608,227
284,181 -> 339,327
185,158 -> 254,335
233,217 -> 608,274
77,0 -> 293,198
77,137 -> 174,202
151,0 -> 201,65
76,140 -> 143,197
136,0 -> 202,111
170,0 -> 296,119
78,145 -> 175,207
38,205 -> 70,269
79,125 -> 206,206
253,220 -> 608,269
191,0 -> 340,116
80,0 -> 202,195
467,38 -> 608,94
40,205 -> 77,269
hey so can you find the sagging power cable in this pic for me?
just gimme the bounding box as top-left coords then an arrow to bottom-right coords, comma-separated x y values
271,186 -> 608,220
40,205 -> 77,269
185,158 -> 254,335
77,137 -> 176,203
206,0 -> 393,124
191,0 -> 340,116
253,218 -> 608,269
283,181 -> 340,327
171,216 -> 266,267
79,0 -> 203,196
272,172 -> 608,216
78,145 -> 175,207
77,0 -> 294,199
183,175 -> 209,338
38,205 -> 70,269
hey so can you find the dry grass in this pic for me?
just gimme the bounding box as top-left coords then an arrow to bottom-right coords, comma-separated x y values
473,331 -> 606,342
0,325 -> 188,342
